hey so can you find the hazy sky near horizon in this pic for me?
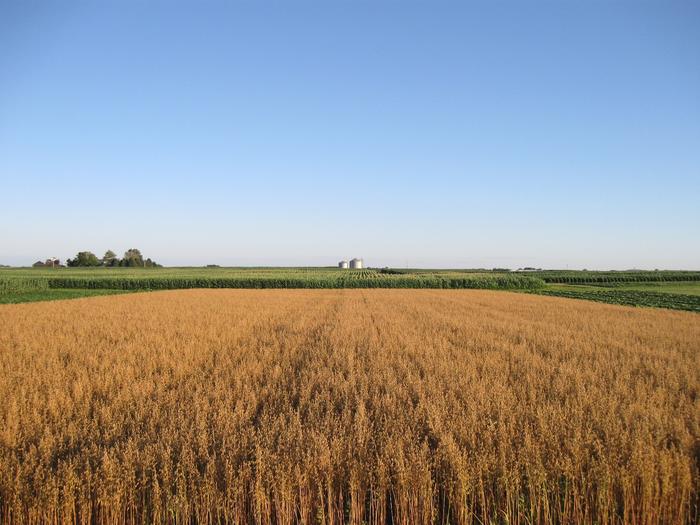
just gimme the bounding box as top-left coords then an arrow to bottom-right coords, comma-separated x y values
1,1 -> 699,269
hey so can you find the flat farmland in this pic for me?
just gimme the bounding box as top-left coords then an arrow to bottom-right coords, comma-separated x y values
0,290 -> 698,524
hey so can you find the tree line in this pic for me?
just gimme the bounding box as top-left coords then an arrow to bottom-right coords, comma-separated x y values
65,249 -> 160,268
33,249 -> 159,268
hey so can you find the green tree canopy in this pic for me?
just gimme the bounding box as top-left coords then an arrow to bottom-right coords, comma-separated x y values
67,251 -> 101,267
102,250 -> 118,266
120,248 -> 150,267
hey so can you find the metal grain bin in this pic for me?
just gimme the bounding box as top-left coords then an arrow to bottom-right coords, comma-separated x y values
349,258 -> 363,269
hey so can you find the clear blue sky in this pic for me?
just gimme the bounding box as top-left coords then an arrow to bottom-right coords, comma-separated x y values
1,1 -> 698,269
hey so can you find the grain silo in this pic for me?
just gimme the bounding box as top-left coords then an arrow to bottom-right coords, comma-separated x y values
349,258 -> 363,269
338,260 -> 349,269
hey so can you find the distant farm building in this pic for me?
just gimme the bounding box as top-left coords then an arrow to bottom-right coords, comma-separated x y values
338,260 -> 349,269
33,258 -> 62,268
349,258 -> 364,269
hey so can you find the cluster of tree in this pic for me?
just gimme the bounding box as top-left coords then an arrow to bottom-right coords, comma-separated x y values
66,249 -> 160,268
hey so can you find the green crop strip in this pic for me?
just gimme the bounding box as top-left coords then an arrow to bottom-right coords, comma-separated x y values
3,268 -> 699,310
537,288 -> 700,312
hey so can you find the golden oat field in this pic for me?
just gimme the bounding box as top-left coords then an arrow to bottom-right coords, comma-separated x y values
0,289 -> 698,525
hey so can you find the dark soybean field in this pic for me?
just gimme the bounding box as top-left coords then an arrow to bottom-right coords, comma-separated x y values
529,269 -> 700,284
520,272 -> 700,312
539,285 -> 700,312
